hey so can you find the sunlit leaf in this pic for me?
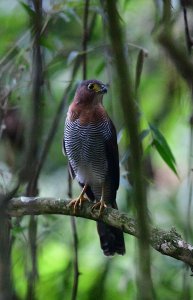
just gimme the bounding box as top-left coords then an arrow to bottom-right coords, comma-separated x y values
150,124 -> 176,163
149,123 -> 178,175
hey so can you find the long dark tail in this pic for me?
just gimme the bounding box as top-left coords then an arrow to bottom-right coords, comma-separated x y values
97,221 -> 125,256
78,182 -> 125,255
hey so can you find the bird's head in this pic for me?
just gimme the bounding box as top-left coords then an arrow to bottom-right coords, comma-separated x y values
74,79 -> 108,105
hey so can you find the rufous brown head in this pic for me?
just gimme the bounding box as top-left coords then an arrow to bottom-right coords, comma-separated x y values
74,79 -> 108,105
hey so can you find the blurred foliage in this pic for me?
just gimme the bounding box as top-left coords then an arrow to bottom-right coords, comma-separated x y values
1,0 -> 193,299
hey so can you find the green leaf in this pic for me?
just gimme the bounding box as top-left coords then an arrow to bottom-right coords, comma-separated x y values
123,0 -> 130,9
12,226 -> 27,237
139,129 -> 150,141
40,37 -> 54,51
143,143 -> 152,156
149,123 -> 178,176
19,1 -> 35,18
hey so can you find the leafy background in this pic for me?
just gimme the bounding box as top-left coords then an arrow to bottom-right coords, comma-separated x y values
0,0 -> 193,299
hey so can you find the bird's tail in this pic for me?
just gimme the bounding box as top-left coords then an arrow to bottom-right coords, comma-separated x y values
80,183 -> 125,255
97,221 -> 125,256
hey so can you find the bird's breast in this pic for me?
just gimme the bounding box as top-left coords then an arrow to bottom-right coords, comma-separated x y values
64,119 -> 110,185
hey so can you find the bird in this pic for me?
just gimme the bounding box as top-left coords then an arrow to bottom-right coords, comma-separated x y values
63,79 -> 125,256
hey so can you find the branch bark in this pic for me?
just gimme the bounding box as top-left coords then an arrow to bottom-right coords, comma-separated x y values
8,197 -> 193,271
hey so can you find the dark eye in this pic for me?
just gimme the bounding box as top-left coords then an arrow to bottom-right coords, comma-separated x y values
88,83 -> 94,90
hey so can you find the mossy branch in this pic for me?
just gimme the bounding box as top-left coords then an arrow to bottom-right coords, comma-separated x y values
8,197 -> 193,271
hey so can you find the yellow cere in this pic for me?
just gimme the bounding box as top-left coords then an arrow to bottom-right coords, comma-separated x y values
93,83 -> 101,92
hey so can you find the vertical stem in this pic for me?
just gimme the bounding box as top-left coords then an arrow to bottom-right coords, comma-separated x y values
0,210 -> 11,300
68,5 -> 96,299
68,172 -> 80,300
182,3 -> 193,297
162,0 -> 172,26
182,4 -> 193,241
186,123 -> 193,240
0,184 -> 19,299
182,5 -> 192,55
26,216 -> 38,300
21,0 -> 43,184
82,0 -> 90,80
70,216 -> 80,300
105,1 -> 154,299
25,1 -> 43,299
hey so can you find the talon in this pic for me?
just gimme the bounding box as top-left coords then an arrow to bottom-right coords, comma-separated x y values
91,200 -> 107,216
69,195 -> 88,213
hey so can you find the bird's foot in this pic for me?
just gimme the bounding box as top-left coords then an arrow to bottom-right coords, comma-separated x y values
91,199 -> 107,216
69,194 -> 88,213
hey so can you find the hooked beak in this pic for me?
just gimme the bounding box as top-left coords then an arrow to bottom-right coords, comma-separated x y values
100,84 -> 108,94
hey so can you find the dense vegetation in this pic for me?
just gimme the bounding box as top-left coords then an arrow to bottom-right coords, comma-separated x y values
0,0 -> 193,299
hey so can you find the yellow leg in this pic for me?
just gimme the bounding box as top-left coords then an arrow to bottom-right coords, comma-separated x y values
91,184 -> 107,215
69,184 -> 88,213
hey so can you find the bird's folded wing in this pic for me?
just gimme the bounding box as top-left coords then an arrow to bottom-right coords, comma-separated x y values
62,138 -> 75,179
105,119 -> 120,192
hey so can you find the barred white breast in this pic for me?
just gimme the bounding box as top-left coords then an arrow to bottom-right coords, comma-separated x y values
64,119 -> 114,200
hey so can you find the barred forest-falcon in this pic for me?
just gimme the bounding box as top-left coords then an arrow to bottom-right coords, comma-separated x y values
63,79 -> 125,256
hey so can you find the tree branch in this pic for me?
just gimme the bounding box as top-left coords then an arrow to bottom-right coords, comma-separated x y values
8,197 -> 193,271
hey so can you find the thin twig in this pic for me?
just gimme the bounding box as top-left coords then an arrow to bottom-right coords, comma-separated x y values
68,172 -> 80,300
182,5 -> 193,55
158,31 -> 193,87
82,0 -> 90,80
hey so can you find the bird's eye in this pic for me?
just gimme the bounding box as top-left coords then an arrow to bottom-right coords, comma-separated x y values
88,83 -> 94,90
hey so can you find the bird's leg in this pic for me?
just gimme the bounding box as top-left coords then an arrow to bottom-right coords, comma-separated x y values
91,184 -> 107,215
69,184 -> 88,212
